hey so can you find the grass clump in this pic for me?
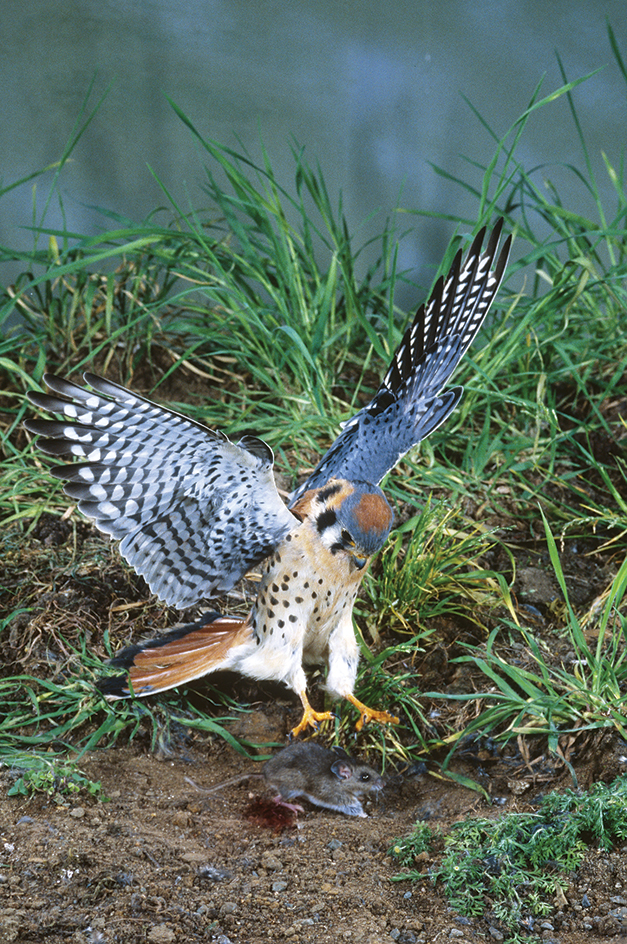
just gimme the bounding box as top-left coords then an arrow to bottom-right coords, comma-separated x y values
365,499 -> 513,639
436,513 -> 627,767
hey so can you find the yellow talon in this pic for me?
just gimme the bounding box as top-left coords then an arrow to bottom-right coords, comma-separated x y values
345,693 -> 399,732
290,691 -> 335,738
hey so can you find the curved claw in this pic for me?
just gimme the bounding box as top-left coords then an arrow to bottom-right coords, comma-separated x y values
290,691 -> 335,738
345,694 -> 400,732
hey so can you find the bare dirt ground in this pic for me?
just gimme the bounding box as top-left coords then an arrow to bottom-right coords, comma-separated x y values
2,660 -> 627,944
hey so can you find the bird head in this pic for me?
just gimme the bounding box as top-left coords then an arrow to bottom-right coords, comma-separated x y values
308,479 -> 394,571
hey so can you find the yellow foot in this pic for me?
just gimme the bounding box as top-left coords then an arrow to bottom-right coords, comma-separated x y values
290,692 -> 335,738
345,693 -> 400,732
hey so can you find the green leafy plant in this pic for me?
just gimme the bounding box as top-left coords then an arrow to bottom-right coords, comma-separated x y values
3,752 -> 104,799
392,775 -> 627,940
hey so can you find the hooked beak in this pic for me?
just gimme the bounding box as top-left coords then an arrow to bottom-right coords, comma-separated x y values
351,552 -> 368,571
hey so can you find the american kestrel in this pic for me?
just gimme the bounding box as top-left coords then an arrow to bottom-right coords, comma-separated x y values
25,220 -> 511,737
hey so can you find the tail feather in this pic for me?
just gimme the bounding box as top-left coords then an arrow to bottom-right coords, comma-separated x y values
98,612 -> 251,698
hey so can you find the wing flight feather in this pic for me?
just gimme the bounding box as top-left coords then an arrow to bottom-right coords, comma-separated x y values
25,374 -> 295,608
294,219 -> 511,495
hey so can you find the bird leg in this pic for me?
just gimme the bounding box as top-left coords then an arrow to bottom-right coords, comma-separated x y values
344,693 -> 399,732
290,691 -> 335,738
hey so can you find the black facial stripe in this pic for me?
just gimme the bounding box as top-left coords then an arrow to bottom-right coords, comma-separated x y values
330,541 -> 343,554
316,508 -> 337,533
316,482 -> 343,503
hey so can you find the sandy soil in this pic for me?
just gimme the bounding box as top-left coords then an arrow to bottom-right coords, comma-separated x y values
2,709 -> 627,944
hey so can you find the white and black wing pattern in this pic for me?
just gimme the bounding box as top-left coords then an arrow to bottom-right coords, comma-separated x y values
25,373 -> 296,608
295,220 -> 511,496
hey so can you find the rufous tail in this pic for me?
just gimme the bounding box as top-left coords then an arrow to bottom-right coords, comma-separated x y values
98,611 -> 252,698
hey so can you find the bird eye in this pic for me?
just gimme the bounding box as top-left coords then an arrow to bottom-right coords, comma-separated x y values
341,529 -> 354,546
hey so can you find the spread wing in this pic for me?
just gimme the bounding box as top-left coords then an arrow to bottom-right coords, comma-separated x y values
25,373 -> 296,608
294,219 -> 511,496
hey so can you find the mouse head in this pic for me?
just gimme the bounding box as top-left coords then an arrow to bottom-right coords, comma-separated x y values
330,748 -> 384,793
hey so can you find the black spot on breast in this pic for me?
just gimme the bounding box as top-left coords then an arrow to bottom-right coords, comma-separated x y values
267,610 -> 275,619
289,614 -> 297,623
278,619 -> 285,629
270,596 -> 278,606
295,596 -> 303,604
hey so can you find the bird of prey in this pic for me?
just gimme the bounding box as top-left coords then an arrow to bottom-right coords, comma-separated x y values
25,220 -> 511,737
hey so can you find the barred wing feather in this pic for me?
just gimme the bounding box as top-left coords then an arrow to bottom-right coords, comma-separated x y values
295,220 -> 511,495
25,374 -> 295,608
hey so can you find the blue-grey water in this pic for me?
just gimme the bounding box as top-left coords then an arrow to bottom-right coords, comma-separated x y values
1,0 -> 625,303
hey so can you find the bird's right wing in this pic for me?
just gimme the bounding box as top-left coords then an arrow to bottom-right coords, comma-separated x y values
25,373 -> 296,608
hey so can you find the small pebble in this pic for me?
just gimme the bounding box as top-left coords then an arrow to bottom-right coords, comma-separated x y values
261,855 -> 283,871
147,926 -> 176,944
197,865 -> 231,882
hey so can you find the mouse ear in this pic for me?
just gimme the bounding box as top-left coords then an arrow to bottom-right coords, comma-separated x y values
331,760 -> 353,781
332,746 -> 351,761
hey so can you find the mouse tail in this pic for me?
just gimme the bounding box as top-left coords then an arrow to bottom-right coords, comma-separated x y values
98,611 -> 252,698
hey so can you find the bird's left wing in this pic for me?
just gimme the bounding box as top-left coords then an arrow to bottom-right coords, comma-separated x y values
294,220 -> 511,496
25,373 -> 296,608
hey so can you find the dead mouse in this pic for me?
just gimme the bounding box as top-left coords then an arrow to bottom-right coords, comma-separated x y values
185,740 -> 384,818
263,740 -> 384,818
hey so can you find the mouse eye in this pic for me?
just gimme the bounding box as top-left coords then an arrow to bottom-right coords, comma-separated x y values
359,772 -> 371,782
341,529 -> 355,547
